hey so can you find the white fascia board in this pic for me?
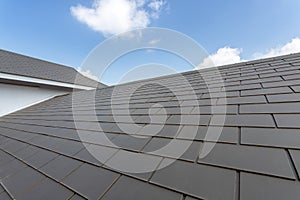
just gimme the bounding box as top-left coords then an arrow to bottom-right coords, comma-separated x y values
0,72 -> 96,90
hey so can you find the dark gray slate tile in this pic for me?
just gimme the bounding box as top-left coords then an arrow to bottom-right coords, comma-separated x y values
105,150 -> 162,180
2,167 -> 45,199
240,102 -> 300,114
24,148 -> 58,169
241,87 -> 292,96
241,76 -> 282,84
267,93 -> 300,103
40,155 -> 83,181
283,73 -> 300,80
0,139 -> 28,154
0,151 -> 15,166
0,135 -> 11,145
191,105 -> 238,114
289,150 -> 300,177
183,98 -> 218,106
150,159 -> 236,200
291,85 -> 300,92
260,70 -> 295,78
224,83 -> 261,91
201,91 -> 239,99
20,178 -> 73,200
210,114 -> 275,127
274,114 -> 300,128
62,163 -> 119,199
166,115 -> 211,126
198,143 -> 295,179
111,134 -> 150,151
0,127 -> 36,142
78,130 -> 117,146
177,125 -> 238,144
217,95 -> 267,105
102,176 -> 182,200
13,145 -> 40,160
143,138 -> 201,162
262,79 -> 300,88
136,124 -> 181,138
241,128 -> 300,149
73,147 -> 102,166
74,144 -> 117,165
0,159 -> 27,179
49,139 -> 85,156
240,172 -> 300,200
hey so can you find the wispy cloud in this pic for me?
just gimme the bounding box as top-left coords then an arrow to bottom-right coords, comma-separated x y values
71,0 -> 167,37
77,68 -> 99,81
197,37 -> 300,69
148,39 -> 160,45
148,0 -> 166,18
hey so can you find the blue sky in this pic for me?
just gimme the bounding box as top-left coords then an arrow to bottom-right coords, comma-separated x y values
1,0 -> 300,85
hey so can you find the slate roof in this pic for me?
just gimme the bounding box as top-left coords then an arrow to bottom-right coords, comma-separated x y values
1,52 -> 300,199
0,49 -> 103,88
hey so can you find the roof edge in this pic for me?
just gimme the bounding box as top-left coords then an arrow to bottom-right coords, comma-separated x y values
109,52 -> 300,88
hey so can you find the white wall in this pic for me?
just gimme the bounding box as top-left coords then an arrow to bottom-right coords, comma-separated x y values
0,83 -> 67,117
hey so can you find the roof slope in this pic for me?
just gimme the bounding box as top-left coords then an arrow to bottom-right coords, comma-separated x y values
0,49 -> 104,88
1,53 -> 300,199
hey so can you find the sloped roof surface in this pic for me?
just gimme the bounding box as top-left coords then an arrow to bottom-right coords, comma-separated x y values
1,53 -> 300,199
0,49 -> 102,88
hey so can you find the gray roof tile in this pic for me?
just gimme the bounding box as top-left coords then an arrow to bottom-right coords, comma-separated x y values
241,127 -> 300,149
62,163 -> 119,199
217,95 -> 267,105
267,93 -> 300,103
2,167 -> 45,199
177,125 -> 239,143
20,178 -> 73,200
241,87 -> 293,96
198,143 -> 295,179
210,114 -> 276,127
289,150 -> 300,177
150,159 -> 236,199
274,114 -> 300,128
240,102 -> 300,114
0,159 -> 27,179
291,85 -> 300,92
24,148 -> 59,169
40,155 -> 83,181
240,172 -> 300,200
143,138 -> 202,162
105,150 -> 162,179
102,176 -> 182,200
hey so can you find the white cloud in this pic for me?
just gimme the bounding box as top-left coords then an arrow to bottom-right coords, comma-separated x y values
71,0 -> 166,36
77,68 -> 99,81
197,47 -> 246,69
148,39 -> 160,45
148,0 -> 166,18
253,37 -> 300,59
196,38 -> 300,69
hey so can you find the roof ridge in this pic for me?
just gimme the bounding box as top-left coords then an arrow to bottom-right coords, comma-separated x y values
108,52 -> 300,88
